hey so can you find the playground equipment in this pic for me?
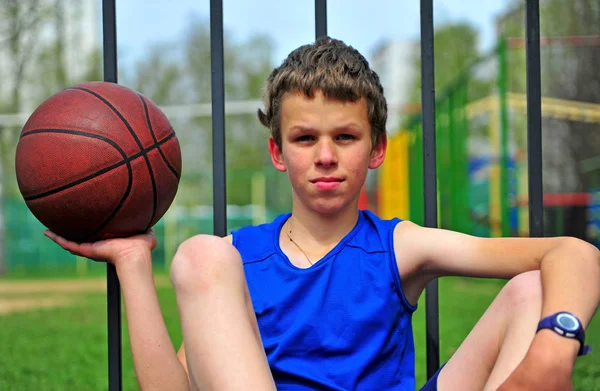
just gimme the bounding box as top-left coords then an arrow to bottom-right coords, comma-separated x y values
378,37 -> 600,240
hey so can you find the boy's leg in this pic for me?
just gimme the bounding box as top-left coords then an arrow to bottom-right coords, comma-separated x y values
170,235 -> 276,391
435,270 -> 543,391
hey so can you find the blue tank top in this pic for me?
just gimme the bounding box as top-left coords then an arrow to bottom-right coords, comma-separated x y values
232,210 -> 417,390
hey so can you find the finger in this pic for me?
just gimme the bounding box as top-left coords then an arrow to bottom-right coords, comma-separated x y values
44,231 -> 77,250
44,231 -> 115,264
44,230 -> 90,257
44,230 -> 72,249
44,230 -> 59,242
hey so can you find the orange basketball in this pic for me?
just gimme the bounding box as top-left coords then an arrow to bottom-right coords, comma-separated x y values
15,81 -> 182,243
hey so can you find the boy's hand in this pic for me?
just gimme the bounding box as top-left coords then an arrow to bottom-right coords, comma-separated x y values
44,230 -> 157,269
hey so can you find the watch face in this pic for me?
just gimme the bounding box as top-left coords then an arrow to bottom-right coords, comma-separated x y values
557,313 -> 579,331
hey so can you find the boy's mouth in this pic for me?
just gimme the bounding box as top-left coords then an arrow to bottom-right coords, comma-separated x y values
310,176 -> 344,183
311,177 -> 344,191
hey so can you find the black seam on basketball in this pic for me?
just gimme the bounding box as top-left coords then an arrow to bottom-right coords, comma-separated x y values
21,129 -> 129,203
69,87 -> 159,230
21,129 -> 176,201
68,87 -> 158,186
85,165 -> 134,242
68,87 -> 146,151
139,94 -> 180,180
137,95 -> 159,230
20,128 -> 134,241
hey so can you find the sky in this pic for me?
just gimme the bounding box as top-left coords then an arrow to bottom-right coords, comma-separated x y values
114,0 -> 513,72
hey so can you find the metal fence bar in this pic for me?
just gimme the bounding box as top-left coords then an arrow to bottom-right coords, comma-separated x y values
101,1 -> 121,390
210,0 -> 227,237
420,0 -> 440,379
525,0 -> 544,237
315,0 -> 327,38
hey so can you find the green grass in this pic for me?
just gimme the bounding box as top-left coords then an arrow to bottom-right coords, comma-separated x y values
0,276 -> 598,390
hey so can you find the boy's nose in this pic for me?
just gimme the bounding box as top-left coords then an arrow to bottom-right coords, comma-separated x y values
315,140 -> 338,167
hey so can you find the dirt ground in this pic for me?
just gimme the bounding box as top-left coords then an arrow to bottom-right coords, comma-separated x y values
0,275 -> 171,315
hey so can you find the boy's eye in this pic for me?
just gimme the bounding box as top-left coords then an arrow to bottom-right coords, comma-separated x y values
296,135 -> 314,142
337,134 -> 355,141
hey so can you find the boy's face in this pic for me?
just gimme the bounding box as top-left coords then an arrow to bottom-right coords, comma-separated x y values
269,90 -> 386,215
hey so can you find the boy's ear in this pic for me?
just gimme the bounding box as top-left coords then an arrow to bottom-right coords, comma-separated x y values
368,133 -> 387,169
268,136 -> 287,172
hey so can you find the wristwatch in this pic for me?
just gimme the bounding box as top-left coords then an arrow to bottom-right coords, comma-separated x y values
537,312 -> 591,356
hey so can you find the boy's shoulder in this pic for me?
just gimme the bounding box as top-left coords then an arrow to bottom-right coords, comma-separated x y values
353,209 -> 404,250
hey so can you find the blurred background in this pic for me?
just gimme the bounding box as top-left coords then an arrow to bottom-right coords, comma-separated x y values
0,1 -> 598,390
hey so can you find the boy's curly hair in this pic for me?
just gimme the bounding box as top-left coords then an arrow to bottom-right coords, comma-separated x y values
257,36 -> 387,150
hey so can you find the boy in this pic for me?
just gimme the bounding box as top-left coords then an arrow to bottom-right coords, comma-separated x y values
46,36 -> 599,391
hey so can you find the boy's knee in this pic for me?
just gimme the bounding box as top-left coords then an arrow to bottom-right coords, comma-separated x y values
170,234 -> 242,294
502,270 -> 542,310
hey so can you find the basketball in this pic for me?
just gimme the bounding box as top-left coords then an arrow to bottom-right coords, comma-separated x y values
15,81 -> 182,243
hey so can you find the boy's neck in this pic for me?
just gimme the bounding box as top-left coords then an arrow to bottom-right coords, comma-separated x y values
288,203 -> 360,247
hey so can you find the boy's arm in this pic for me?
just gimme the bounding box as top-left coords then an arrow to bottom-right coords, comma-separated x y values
45,231 -> 190,391
394,220 -> 600,346
117,255 -> 191,391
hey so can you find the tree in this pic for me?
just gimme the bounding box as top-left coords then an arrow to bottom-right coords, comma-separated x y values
0,0 -> 103,275
406,22 -> 482,106
0,0 -> 51,111
0,0 -> 54,275
496,0 -> 600,194
540,0 -> 600,193
128,16 -> 276,208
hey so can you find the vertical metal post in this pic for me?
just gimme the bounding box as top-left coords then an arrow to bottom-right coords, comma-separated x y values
210,0 -> 227,237
420,0 -> 440,378
525,0 -> 544,237
315,0 -> 327,38
101,1 -> 121,390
